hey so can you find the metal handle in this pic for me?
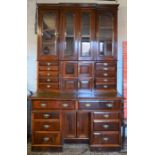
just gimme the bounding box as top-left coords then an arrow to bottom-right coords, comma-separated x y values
47,73 -> 51,76
85,103 -> 91,107
62,103 -> 69,107
103,137 -> 109,141
47,67 -> 51,70
103,63 -> 108,66
43,114 -> 50,118
103,85 -> 108,88
103,67 -> 108,71
46,85 -> 51,88
106,103 -> 113,108
46,62 -> 51,66
104,73 -> 108,76
104,79 -> 108,82
46,78 -> 51,82
40,103 -> 47,107
102,124 -> 109,129
43,137 -> 49,142
103,114 -> 109,118
43,124 -> 50,129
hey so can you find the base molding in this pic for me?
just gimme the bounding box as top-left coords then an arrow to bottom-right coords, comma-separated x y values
64,138 -> 89,144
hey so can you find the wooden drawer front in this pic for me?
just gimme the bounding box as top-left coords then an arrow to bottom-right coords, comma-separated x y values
92,132 -> 119,145
33,121 -> 60,131
33,132 -> 61,145
95,78 -> 116,84
33,112 -> 60,120
95,83 -> 116,90
79,101 -> 121,110
32,101 -> 60,110
93,121 -> 120,131
39,71 -> 59,77
78,78 -> 93,91
60,101 -> 75,110
39,66 -> 59,71
39,77 -> 59,83
39,61 -> 59,66
96,62 -> 116,68
95,70 -> 116,77
38,83 -> 59,89
93,112 -> 120,120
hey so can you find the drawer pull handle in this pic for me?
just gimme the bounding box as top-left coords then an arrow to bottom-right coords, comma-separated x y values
40,103 -> 47,107
102,124 -> 109,129
47,67 -> 51,70
103,63 -> 108,66
104,79 -> 108,82
103,137 -> 109,141
103,114 -> 109,118
85,103 -> 91,107
63,103 -> 69,107
104,73 -> 108,76
43,114 -> 50,118
103,85 -> 108,88
46,78 -> 51,82
43,137 -> 49,142
106,103 -> 113,108
47,73 -> 51,76
43,124 -> 50,129
103,67 -> 108,71
47,62 -> 51,66
46,85 -> 51,88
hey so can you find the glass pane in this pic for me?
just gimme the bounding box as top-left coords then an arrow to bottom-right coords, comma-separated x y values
42,13 -> 57,55
81,38 -> 90,57
82,13 -> 90,36
66,64 -> 74,74
64,13 -> 74,56
99,13 -> 113,56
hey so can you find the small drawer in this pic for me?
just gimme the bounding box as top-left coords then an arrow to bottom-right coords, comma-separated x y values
95,83 -> 116,90
33,120 -> 60,131
39,66 -> 59,71
79,101 -> 121,110
60,101 -> 75,110
39,71 -> 59,77
33,112 -> 60,120
39,78 -> 59,83
39,61 -> 59,66
93,120 -> 120,131
32,101 -> 60,110
93,112 -> 120,120
95,78 -> 116,84
92,132 -> 120,145
96,62 -> 116,68
38,83 -> 59,89
95,70 -> 116,77
33,132 -> 61,145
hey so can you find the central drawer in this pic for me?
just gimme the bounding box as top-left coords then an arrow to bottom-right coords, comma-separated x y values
33,132 -> 61,145
78,101 -> 121,110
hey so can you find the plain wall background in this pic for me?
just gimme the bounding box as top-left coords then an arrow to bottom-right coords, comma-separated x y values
27,0 -> 127,94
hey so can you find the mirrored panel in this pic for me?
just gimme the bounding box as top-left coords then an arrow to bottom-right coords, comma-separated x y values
82,13 -> 90,36
42,13 -> 57,56
81,38 -> 90,57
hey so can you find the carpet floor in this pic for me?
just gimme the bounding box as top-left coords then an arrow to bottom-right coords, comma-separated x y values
27,144 -> 127,155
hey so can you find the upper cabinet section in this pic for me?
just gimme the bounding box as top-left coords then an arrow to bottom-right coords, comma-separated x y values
38,10 -> 59,60
96,11 -> 117,60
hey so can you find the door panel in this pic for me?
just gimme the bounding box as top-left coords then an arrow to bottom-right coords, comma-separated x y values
78,78 -> 93,92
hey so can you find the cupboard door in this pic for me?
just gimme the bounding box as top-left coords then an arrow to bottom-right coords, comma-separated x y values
96,11 -> 116,60
78,62 -> 94,77
62,111 -> 76,138
60,10 -> 78,60
38,10 -> 59,60
78,78 -> 93,92
78,10 -> 95,60
77,111 -> 90,138
61,61 -> 78,78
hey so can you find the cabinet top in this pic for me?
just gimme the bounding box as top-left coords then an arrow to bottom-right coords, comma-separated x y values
30,91 -> 122,100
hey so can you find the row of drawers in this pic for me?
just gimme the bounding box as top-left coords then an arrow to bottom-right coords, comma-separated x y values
32,100 -> 121,111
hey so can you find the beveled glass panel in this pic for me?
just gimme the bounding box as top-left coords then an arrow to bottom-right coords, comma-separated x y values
42,13 -> 57,56
82,13 -> 90,36
98,13 -> 114,56
64,12 -> 74,56
81,38 -> 90,57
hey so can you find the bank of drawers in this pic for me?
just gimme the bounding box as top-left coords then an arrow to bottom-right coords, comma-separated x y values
95,61 -> 116,91
38,61 -> 59,91
32,100 -> 76,147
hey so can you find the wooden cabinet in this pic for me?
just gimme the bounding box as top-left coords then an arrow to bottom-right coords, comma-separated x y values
31,3 -> 122,151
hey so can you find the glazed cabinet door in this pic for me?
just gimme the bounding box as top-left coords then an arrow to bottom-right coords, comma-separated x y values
96,11 -> 117,60
78,9 -> 95,60
77,111 -> 90,138
38,10 -> 59,60
59,9 -> 78,60
62,111 -> 76,138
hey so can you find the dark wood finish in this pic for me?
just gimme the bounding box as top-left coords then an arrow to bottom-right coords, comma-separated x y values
31,3 -> 122,151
